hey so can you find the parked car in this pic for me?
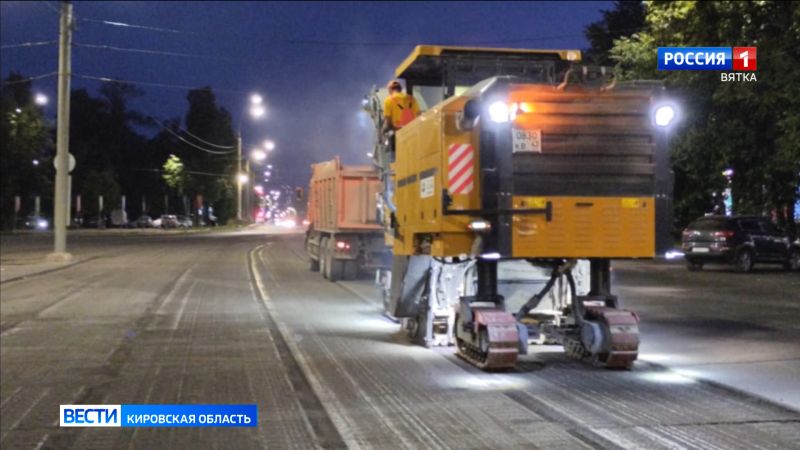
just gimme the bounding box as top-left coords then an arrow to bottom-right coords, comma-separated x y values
682,215 -> 800,272
159,214 -> 179,229
133,215 -> 154,228
21,215 -> 49,230
176,215 -> 192,228
79,214 -> 101,229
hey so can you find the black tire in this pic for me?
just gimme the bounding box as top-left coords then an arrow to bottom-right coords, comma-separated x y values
343,260 -> 358,280
328,258 -> 344,282
735,248 -> 754,273
319,238 -> 329,279
785,249 -> 800,272
687,259 -> 704,271
309,255 -> 320,272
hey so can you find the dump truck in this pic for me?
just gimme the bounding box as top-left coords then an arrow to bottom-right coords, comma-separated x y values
363,45 -> 676,370
305,157 -> 391,281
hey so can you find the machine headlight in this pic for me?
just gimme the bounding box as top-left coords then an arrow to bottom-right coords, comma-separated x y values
654,104 -> 676,127
488,101 -> 510,123
36,219 -> 48,229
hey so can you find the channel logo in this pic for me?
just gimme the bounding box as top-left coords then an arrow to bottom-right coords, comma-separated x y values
60,405 -> 120,427
60,404 -> 258,427
658,47 -> 756,71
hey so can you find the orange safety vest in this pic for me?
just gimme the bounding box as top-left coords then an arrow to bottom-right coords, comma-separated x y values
392,95 -> 416,128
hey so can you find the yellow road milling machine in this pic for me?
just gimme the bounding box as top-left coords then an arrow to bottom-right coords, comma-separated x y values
365,46 -> 675,370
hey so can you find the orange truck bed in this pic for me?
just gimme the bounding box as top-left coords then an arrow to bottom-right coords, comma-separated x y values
308,157 -> 382,233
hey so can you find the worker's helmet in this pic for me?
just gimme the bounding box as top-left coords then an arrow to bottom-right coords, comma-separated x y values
387,80 -> 403,92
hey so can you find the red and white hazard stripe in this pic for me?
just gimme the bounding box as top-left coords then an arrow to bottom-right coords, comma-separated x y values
448,143 -> 474,194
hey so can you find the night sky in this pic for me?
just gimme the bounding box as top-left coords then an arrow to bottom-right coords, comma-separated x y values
1,1 -> 611,185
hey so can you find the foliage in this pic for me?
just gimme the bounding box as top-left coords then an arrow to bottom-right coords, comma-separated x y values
599,0 -> 799,233
0,73 -> 53,228
162,154 -> 187,193
0,73 -> 239,228
584,1 -> 646,66
81,169 -> 120,216
180,87 -> 237,223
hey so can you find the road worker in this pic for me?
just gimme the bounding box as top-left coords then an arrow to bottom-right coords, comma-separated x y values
382,80 -> 420,141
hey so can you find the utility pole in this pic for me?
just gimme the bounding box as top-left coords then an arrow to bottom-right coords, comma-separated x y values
48,1 -> 73,262
236,134 -> 243,222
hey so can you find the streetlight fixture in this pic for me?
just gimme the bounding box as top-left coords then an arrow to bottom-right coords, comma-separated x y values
251,149 -> 267,162
263,140 -> 276,151
250,104 -> 266,118
34,93 -> 48,106
237,173 -> 249,184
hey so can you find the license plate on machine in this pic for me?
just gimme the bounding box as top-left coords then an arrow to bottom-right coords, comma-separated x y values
512,129 -> 542,153
692,247 -> 710,253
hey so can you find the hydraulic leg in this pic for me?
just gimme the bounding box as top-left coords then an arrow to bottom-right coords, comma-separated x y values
565,259 -> 640,369
455,259 -> 519,369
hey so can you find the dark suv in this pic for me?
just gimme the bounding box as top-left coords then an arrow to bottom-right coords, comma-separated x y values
682,215 -> 800,272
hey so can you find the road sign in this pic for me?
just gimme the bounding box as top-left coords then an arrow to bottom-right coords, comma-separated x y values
53,153 -> 76,173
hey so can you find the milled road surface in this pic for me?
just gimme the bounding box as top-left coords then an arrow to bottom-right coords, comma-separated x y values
1,230 -> 798,449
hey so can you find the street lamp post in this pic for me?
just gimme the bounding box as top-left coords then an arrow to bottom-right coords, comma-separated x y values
48,1 -> 73,262
244,147 -> 270,222
236,95 -> 265,222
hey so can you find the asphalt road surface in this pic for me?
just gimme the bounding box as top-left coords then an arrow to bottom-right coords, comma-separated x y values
1,229 -> 798,449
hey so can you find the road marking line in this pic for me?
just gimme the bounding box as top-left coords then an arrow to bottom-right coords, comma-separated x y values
0,387 -> 22,409
32,434 -> 50,450
155,268 -> 193,315
248,245 -> 359,449
3,388 -> 49,435
170,280 -> 198,330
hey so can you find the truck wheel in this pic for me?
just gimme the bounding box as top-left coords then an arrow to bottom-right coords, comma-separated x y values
319,238 -> 329,278
343,261 -> 358,280
328,258 -> 344,281
309,256 -> 320,272
735,248 -> 754,273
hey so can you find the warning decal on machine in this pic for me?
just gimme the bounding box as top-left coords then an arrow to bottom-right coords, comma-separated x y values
448,143 -> 474,194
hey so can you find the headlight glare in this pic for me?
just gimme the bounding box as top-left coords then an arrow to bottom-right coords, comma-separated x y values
488,101 -> 510,123
654,105 -> 676,127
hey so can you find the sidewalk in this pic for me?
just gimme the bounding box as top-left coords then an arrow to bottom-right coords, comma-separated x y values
0,246 -> 95,283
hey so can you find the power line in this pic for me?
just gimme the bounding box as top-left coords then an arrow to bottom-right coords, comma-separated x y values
41,1 -> 196,35
149,116 -> 236,150
181,127 -> 236,149
76,16 -> 197,35
1,40 -> 58,50
40,1 -> 60,15
2,72 -> 58,85
147,117 -> 237,155
73,42 -> 240,61
73,74 -> 246,94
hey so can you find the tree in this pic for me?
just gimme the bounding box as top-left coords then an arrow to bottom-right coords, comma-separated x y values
584,1 -> 646,65
69,83 -> 150,219
81,169 -> 120,217
608,1 -> 800,234
182,87 -> 237,223
0,73 -> 53,229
